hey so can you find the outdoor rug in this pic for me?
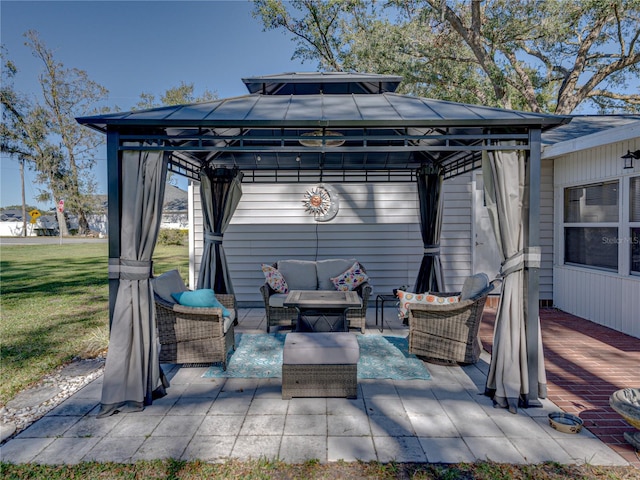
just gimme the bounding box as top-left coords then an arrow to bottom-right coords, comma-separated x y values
202,333 -> 431,380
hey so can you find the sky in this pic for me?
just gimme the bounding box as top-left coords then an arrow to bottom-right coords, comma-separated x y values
2,1 -> 638,210
1,0 -> 310,209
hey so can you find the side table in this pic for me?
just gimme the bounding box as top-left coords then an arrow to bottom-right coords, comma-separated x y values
375,294 -> 398,333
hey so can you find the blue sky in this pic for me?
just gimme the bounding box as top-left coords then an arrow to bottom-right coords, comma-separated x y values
2,2 -> 638,209
1,0 -> 309,209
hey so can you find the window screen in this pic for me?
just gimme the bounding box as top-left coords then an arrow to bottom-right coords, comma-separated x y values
564,181 -> 619,223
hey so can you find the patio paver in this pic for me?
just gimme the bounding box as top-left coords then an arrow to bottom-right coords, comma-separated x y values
480,307 -> 640,467
0,307 -> 636,467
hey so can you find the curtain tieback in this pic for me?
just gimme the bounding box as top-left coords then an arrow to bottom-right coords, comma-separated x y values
108,258 -> 153,280
500,248 -> 541,277
204,233 -> 223,244
423,244 -> 440,255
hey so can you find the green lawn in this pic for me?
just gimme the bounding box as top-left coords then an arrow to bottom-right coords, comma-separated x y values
0,458 -> 637,479
0,241 -> 188,406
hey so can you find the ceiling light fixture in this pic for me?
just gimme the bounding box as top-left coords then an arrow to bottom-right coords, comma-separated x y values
299,130 -> 345,147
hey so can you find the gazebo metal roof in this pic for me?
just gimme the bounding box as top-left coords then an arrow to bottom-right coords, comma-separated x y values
77,72 -> 571,182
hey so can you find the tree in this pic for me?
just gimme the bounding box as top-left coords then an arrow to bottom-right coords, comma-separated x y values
23,30 -> 109,234
134,82 -> 218,185
1,52 -> 30,236
1,48 -> 66,235
253,0 -> 640,114
135,81 -> 217,110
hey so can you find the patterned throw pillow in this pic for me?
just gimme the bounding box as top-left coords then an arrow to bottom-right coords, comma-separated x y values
261,264 -> 289,294
331,262 -> 369,291
396,290 -> 460,318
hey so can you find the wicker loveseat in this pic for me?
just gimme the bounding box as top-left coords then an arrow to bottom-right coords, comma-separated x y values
151,270 -> 236,369
406,274 -> 497,365
260,258 -> 372,333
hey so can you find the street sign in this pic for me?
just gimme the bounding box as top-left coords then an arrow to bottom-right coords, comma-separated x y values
29,209 -> 41,224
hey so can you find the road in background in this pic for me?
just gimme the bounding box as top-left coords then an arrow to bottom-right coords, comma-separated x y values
0,237 -> 108,246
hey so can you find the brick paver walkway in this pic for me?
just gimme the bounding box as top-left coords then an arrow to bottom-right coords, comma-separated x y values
480,308 -> 640,467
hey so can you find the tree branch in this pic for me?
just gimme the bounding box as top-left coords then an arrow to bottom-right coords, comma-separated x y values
557,11 -> 609,111
503,51 -> 541,112
588,89 -> 640,105
433,0 -> 508,106
304,0 -> 343,70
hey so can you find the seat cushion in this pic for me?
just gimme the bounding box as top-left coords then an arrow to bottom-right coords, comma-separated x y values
268,293 -> 289,308
284,332 -> 360,365
277,260 -> 318,290
223,313 -> 235,334
315,258 -> 357,290
152,269 -> 187,303
460,273 -> 489,300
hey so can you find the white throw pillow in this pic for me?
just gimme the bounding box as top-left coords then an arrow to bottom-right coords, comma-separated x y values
316,258 -> 357,290
396,290 -> 460,318
261,264 -> 289,294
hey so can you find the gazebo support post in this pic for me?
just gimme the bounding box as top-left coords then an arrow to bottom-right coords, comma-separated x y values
526,128 -> 543,407
106,129 -> 122,328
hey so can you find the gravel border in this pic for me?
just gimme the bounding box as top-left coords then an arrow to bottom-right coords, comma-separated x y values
0,356 -> 105,444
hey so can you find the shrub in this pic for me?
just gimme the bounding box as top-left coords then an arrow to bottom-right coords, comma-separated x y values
157,228 -> 188,246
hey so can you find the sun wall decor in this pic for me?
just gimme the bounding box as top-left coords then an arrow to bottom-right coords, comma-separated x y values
302,183 -> 339,222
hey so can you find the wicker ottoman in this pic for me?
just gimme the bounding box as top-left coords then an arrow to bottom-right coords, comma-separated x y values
282,332 -> 359,399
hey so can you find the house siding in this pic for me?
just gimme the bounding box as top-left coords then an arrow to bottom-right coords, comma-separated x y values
540,158 -> 555,301
471,162 -> 554,302
551,135 -> 640,338
188,166 -> 556,308
189,176 -> 474,306
554,267 -> 640,339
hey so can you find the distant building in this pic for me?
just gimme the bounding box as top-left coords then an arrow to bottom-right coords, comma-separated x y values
0,184 -> 187,236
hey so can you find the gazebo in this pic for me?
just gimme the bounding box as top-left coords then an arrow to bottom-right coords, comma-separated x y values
77,72 -> 571,417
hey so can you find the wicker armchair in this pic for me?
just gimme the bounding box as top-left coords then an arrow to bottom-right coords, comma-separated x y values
345,282 -> 372,333
259,283 -> 297,332
154,293 -> 236,369
407,281 -> 496,365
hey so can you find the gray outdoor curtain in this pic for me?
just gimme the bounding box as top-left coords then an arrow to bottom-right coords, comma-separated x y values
414,164 -> 445,293
197,165 -> 243,293
98,148 -> 169,417
482,148 -> 547,413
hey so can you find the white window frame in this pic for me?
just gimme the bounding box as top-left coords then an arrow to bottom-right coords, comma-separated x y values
562,179 -> 620,273
561,175 -> 640,276
629,175 -> 640,276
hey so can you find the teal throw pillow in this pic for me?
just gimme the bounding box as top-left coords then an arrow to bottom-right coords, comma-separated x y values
171,289 -> 231,317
